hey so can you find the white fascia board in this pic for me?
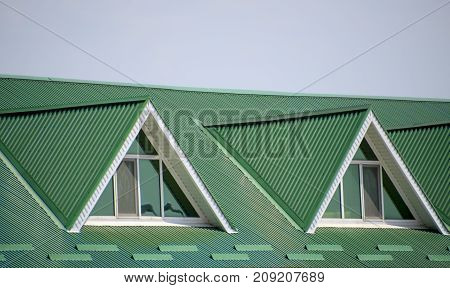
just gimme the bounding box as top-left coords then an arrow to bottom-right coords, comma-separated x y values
308,111 -> 448,235
69,101 -> 152,232
306,111 -> 372,233
146,102 -> 236,233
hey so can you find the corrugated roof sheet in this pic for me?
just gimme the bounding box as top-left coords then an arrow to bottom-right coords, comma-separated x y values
0,101 -> 146,228
1,150 -> 449,267
0,76 -> 449,268
1,76 -> 449,130
207,110 -> 368,230
388,124 -> 450,227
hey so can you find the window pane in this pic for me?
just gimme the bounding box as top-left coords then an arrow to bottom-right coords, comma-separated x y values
91,180 -> 114,216
353,138 -> 378,161
163,164 -> 198,217
140,159 -> 161,216
323,185 -> 342,218
382,169 -> 414,220
343,164 -> 362,219
363,166 -> 382,219
127,130 -> 157,155
117,160 -> 138,217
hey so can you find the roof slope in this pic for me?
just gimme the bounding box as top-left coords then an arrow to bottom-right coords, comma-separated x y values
1,76 -> 449,130
0,101 -> 147,229
388,124 -> 450,228
1,148 -> 449,268
207,109 -> 368,231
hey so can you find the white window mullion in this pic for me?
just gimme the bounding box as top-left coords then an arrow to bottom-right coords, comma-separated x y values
380,166 -> 384,220
159,159 -> 164,218
340,182 -> 345,219
359,164 -> 365,221
113,173 -> 118,219
136,159 -> 142,218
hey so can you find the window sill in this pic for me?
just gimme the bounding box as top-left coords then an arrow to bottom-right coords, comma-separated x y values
318,219 -> 426,229
85,216 -> 212,228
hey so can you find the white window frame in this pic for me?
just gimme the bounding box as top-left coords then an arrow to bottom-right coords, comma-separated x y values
86,151 -> 210,227
320,160 -> 425,229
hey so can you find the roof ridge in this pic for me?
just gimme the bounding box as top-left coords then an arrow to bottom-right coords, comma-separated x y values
1,74 -> 449,103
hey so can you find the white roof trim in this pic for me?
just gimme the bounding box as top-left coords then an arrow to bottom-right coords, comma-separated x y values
69,100 -> 152,232
146,102 -> 236,233
308,111 -> 448,234
307,111 -> 372,233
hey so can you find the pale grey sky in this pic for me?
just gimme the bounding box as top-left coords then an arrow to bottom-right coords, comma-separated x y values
1,0 -> 449,99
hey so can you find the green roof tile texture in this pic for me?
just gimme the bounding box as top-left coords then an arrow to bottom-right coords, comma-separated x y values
208,110 -> 368,230
133,254 -> 174,261
211,254 -> 250,261
234,244 -> 273,251
76,244 -> 119,252
357,255 -> 393,261
377,245 -> 413,252
159,245 -> 198,252
388,124 -> 450,227
306,244 -> 344,252
48,254 -> 93,261
428,255 -> 450,262
287,254 -> 324,261
0,244 -> 33,251
0,101 -> 146,229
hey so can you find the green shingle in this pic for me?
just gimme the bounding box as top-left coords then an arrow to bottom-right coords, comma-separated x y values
306,244 -> 343,252
211,254 -> 250,261
358,255 -> 393,261
0,254 -> 5,262
76,244 -> 119,252
234,244 -> 273,251
0,244 -> 33,251
287,254 -> 324,261
428,255 -> 450,262
377,245 -> 413,252
49,254 -> 92,261
159,245 -> 198,252
133,254 -> 173,261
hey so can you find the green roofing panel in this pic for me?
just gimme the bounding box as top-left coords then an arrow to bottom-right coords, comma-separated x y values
428,255 -> 450,262
0,101 -> 146,229
287,254 -> 324,261
211,254 -> 250,261
158,245 -> 198,252
0,255 -> 5,262
76,244 -> 119,252
49,254 -> 93,261
208,110 -> 368,230
0,77 -> 149,114
234,244 -> 273,251
0,244 -> 33,251
357,255 -> 393,261
377,245 -> 413,252
306,244 -> 344,252
388,124 -> 450,227
133,254 -> 173,261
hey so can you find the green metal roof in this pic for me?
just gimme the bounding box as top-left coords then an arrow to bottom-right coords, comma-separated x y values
0,76 -> 449,268
206,109 -> 368,231
0,101 -> 147,229
1,76 -> 449,130
0,156 -> 449,268
388,124 -> 450,228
